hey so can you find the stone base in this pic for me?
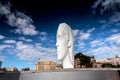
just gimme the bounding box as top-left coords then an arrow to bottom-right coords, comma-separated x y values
20,69 -> 120,80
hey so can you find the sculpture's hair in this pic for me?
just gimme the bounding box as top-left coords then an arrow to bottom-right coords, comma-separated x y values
58,23 -> 74,66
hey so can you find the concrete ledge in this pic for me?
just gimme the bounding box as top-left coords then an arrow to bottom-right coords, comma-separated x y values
0,69 -> 120,80
20,69 -> 120,80
21,68 -> 120,73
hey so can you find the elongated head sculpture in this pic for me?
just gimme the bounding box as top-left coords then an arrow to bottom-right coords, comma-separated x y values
56,23 -> 74,69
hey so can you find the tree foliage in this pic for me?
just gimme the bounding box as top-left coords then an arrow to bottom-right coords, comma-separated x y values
101,63 -> 116,68
22,67 -> 30,71
102,63 -> 120,68
74,52 -> 92,68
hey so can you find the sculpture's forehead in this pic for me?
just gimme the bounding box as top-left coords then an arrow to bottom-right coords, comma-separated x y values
57,26 -> 64,35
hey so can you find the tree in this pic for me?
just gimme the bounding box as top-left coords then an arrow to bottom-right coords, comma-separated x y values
101,63 -> 116,68
74,52 -> 92,68
13,67 -> 19,72
22,67 -> 30,71
116,65 -> 120,68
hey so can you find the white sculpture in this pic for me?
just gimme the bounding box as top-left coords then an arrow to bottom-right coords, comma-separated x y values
56,23 -> 74,69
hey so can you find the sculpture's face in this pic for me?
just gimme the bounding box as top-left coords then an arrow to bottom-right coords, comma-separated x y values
56,28 -> 68,60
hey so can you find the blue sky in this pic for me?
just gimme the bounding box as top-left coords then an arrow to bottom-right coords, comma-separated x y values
0,0 -> 120,70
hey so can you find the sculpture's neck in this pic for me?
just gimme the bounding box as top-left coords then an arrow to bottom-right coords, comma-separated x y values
62,51 -> 74,69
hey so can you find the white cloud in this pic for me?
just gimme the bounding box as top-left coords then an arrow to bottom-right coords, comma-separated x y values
35,43 -> 57,61
86,45 -> 120,59
90,40 -> 100,47
15,42 -> 57,61
109,12 -> 120,26
110,29 -> 119,33
72,29 -> 79,37
0,35 -> 5,39
116,39 -> 120,47
105,33 -> 120,47
105,33 -> 120,42
88,46 -> 111,55
110,12 -> 120,23
4,40 -> 16,43
92,0 -> 120,27
0,44 -> 14,51
16,42 -> 41,60
39,32 -> 48,41
79,32 -> 91,40
87,33 -> 120,59
40,32 -> 48,36
92,0 -> 120,14
0,56 -> 7,61
90,40 -> 104,47
79,28 -> 95,41
99,19 -> 106,24
92,0 -> 102,9
0,3 -> 10,15
87,27 -> 95,33
0,2 -> 38,36
78,41 -> 85,49
39,36 -> 47,41
72,28 -> 95,49
19,37 -> 33,42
